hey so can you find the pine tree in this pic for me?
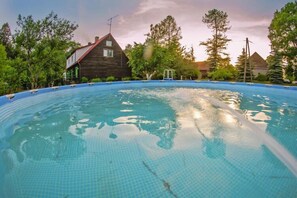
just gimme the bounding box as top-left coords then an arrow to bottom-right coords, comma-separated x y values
200,9 -> 231,72
146,15 -> 182,48
0,23 -> 14,58
268,51 -> 283,84
236,48 -> 252,82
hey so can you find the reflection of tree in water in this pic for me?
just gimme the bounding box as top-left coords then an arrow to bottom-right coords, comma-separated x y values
202,137 -> 226,159
4,110 -> 86,165
196,123 -> 226,159
74,89 -> 178,149
239,94 -> 297,157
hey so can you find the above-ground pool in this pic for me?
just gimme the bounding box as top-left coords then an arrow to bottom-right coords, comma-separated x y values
0,81 -> 297,197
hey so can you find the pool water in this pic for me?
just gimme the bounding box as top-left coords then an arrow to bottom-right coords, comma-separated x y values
0,83 -> 297,197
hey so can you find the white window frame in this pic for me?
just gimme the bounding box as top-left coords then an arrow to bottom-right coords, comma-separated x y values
106,40 -> 112,47
103,49 -> 113,57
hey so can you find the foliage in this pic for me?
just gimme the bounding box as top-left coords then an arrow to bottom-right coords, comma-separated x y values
13,12 -> 78,89
268,2 -> 297,79
121,77 -> 131,81
235,48 -> 253,82
0,44 -> 9,94
208,61 -> 238,80
126,15 -> 198,80
106,76 -> 116,82
255,74 -> 268,81
267,51 -> 283,84
81,77 -> 88,83
0,23 -> 14,58
91,78 -> 102,82
200,9 -> 231,72
146,15 -> 182,48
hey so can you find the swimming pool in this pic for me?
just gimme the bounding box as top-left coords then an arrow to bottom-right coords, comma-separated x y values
0,81 -> 297,197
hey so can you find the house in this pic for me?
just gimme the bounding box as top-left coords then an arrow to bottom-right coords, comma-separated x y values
249,52 -> 268,76
196,61 -> 210,78
66,33 -> 131,81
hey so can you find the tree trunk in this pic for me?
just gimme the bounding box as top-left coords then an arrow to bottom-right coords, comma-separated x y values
146,71 -> 156,80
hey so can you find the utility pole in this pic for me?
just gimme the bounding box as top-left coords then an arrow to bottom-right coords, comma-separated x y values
243,37 -> 252,82
107,15 -> 119,34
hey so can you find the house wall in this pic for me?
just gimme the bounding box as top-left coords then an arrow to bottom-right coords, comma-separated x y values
79,35 -> 131,79
66,45 -> 92,69
253,69 -> 268,76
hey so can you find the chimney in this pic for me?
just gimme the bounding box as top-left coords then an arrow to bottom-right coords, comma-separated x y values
95,36 -> 99,42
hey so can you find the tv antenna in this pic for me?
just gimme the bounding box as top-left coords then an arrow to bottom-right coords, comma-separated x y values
107,15 -> 119,34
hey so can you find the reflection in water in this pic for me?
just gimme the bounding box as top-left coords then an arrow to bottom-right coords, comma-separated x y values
69,89 -> 178,149
1,87 -> 297,197
239,93 -> 297,158
202,138 -> 226,159
5,111 -> 86,165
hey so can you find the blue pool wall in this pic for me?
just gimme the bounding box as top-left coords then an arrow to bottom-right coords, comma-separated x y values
1,80 -> 297,107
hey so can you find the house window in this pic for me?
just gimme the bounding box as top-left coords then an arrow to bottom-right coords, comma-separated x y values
103,49 -> 113,57
106,40 -> 112,47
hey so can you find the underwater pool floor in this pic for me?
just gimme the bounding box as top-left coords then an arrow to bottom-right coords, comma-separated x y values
0,84 -> 297,197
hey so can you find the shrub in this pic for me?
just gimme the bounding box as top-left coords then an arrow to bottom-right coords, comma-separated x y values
132,76 -> 142,80
0,81 -> 9,96
208,68 -> 234,81
81,77 -> 88,83
91,78 -> 102,82
106,76 -> 116,82
122,77 -> 131,81
255,74 -> 268,81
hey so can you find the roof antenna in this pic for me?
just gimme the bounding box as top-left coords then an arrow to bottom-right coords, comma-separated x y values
107,15 -> 119,34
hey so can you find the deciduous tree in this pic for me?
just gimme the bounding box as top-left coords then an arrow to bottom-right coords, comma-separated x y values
268,1 -> 297,79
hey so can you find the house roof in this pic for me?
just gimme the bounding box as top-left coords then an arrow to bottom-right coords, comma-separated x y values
77,33 -> 111,63
196,61 -> 210,71
67,33 -> 111,69
249,52 -> 268,69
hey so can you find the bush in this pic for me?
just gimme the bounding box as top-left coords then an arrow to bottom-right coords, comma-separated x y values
81,77 -> 88,83
91,78 -> 102,82
122,77 -> 131,81
255,74 -> 268,81
208,68 -> 234,81
106,76 -> 116,82
0,81 -> 9,96
132,76 -> 142,80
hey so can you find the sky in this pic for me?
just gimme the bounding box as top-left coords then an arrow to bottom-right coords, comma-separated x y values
0,0 -> 293,64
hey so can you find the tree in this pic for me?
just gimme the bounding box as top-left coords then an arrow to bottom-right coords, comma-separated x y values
127,15 -> 199,80
267,51 -> 283,84
268,2 -> 297,79
0,23 -> 14,58
146,15 -> 182,48
127,42 -> 166,80
236,48 -> 252,82
200,9 -> 231,72
14,12 -> 78,88
0,44 -> 20,95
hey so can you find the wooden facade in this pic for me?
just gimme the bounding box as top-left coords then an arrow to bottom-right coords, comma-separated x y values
66,33 -> 131,81
249,52 -> 268,76
196,61 -> 210,78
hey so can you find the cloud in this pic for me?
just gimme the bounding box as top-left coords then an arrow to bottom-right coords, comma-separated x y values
135,0 -> 178,15
3,0 -> 286,63
109,0 -> 288,63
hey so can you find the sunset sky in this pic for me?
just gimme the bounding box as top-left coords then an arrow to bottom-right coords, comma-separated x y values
0,0 -> 292,63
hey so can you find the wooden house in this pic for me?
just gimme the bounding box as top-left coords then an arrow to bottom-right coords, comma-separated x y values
249,52 -> 268,76
196,61 -> 210,78
66,33 -> 131,81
